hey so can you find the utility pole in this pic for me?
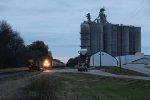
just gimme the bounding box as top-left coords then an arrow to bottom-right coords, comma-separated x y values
119,55 -> 122,71
99,51 -> 102,68
119,25 -> 123,72
93,55 -> 94,67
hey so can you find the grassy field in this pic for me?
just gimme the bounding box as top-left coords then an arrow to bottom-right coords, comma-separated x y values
14,72 -> 150,100
92,66 -> 149,76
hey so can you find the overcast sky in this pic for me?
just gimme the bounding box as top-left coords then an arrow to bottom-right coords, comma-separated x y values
0,0 -> 150,63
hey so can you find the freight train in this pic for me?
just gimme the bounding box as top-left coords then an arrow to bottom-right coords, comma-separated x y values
28,57 -> 52,71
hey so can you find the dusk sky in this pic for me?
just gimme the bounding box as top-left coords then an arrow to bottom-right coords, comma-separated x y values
0,0 -> 150,63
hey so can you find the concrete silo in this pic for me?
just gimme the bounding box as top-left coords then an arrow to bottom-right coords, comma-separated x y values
80,8 -> 141,65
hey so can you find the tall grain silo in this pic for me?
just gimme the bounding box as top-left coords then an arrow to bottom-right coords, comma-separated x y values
80,22 -> 91,55
121,26 -> 130,55
111,24 -> 119,56
90,22 -> 103,55
103,23 -> 112,55
80,8 -> 141,65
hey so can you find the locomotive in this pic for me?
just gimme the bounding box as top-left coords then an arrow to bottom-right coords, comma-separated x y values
28,57 -> 52,71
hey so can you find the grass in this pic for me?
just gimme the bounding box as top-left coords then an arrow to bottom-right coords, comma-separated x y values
92,66 -> 149,76
15,72 -> 150,100
57,73 -> 150,100
12,74 -> 62,100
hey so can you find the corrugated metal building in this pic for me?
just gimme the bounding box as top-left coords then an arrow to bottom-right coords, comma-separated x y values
80,8 -> 141,58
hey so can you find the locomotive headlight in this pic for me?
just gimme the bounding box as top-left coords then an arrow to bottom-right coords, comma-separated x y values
43,59 -> 50,67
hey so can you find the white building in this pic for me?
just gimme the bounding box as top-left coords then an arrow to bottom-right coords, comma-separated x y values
90,52 -> 118,66
90,52 -> 150,67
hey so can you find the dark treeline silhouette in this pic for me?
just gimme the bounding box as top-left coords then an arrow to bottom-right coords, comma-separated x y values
27,40 -> 50,63
66,57 -> 78,67
0,20 -> 26,68
0,20 -> 51,68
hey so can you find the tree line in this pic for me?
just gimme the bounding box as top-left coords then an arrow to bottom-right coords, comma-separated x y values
0,20 -> 51,68
66,57 -> 78,67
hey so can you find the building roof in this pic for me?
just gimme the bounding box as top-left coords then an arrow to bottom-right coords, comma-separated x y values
132,57 -> 150,63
